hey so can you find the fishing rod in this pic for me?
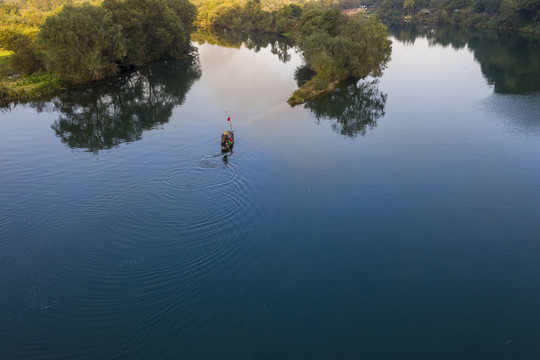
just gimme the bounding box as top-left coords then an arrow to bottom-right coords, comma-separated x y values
225,110 -> 232,131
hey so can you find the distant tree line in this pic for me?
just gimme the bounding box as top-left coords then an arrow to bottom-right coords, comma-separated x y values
189,0 -> 538,33
190,0 -> 304,33
365,0 -> 539,33
389,23 -> 540,94
192,0 -> 539,32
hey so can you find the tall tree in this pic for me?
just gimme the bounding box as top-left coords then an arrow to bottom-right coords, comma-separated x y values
298,10 -> 392,82
102,0 -> 196,66
38,4 -> 126,82
404,0 -> 415,16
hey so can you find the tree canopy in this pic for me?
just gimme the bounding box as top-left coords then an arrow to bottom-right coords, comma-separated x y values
2,0 -> 197,84
2,0 -> 393,104
38,4 -> 126,83
298,9 -> 392,82
102,0 -> 196,65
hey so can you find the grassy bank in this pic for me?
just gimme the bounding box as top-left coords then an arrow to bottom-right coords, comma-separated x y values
288,78 -> 338,106
0,50 -> 63,103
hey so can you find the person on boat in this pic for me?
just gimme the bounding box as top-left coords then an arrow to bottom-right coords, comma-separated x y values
221,131 -> 234,154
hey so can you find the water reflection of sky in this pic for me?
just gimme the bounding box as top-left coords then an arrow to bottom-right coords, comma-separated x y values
381,37 -> 493,110
186,42 -> 309,150
194,42 -> 301,116
482,93 -> 540,138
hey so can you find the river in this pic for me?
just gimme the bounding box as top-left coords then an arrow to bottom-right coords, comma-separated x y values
1,26 -> 540,359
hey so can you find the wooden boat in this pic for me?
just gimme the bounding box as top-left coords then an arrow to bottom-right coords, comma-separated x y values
221,130 -> 234,153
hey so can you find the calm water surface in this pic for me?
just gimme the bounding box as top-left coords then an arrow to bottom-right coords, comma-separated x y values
1,27 -> 540,359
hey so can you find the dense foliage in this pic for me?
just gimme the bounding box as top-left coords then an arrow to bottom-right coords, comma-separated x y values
38,4 -> 126,82
189,1 -> 392,96
373,0 -> 540,32
190,0 -> 304,33
188,0 -> 539,33
103,0 -> 196,65
297,9 -> 391,81
2,0 -> 392,104
285,8 -> 391,104
0,27 -> 43,73
1,0 -> 196,85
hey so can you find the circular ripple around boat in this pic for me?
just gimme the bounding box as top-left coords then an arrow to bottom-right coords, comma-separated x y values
160,155 -> 236,193
146,146 -> 255,254
154,176 -> 250,253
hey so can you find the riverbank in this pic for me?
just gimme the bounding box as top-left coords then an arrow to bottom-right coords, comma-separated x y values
416,16 -> 540,35
0,51 -> 62,104
377,7 -> 540,35
288,78 -> 338,106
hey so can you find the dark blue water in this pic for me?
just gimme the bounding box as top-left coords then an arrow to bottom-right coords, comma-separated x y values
1,28 -> 540,359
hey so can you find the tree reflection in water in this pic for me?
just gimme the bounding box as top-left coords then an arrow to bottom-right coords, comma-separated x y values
294,64 -> 317,87
192,27 -> 294,63
304,78 -> 387,138
48,55 -> 201,153
389,24 -> 540,95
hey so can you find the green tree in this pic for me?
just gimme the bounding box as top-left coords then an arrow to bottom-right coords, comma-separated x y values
103,0 -> 196,65
0,1 -> 20,17
273,4 -> 302,32
498,0 -> 519,25
38,4 -> 126,83
298,10 -> 392,82
9,33 -> 44,73
404,0 -> 415,15
1,27 -> 44,73
298,8 -> 345,37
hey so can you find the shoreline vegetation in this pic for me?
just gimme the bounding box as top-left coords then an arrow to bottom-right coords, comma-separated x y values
288,10 -> 391,105
1,0 -> 197,104
194,2 -> 392,105
0,0 -> 392,106
1,0 -> 537,105
374,0 -> 540,35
